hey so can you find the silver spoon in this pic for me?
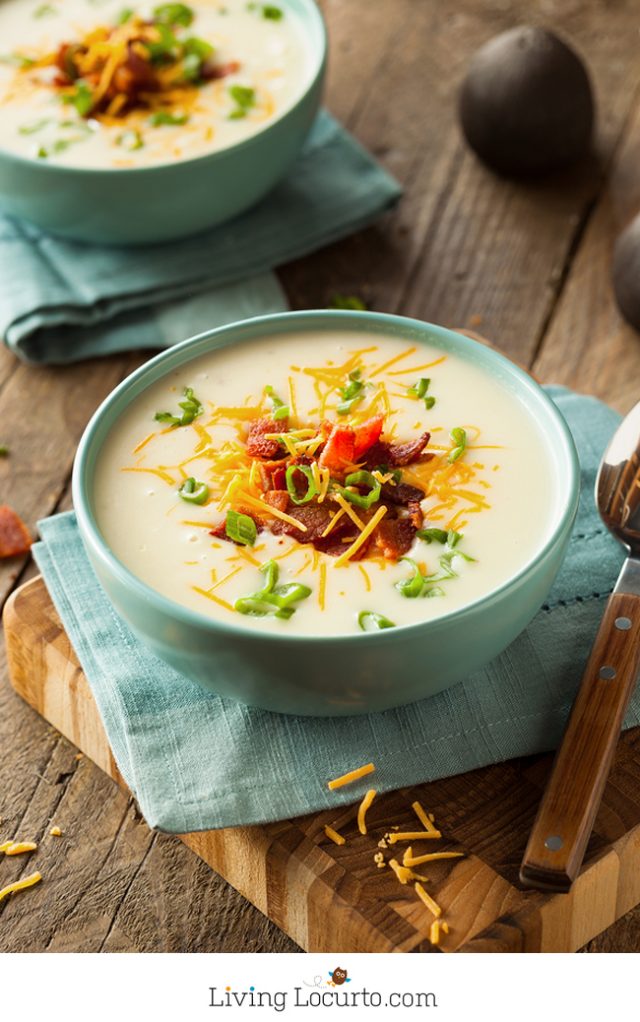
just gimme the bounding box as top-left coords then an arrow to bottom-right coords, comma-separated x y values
520,400 -> 640,891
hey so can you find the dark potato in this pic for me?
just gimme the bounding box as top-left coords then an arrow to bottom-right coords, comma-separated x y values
613,214 -> 640,332
459,26 -> 594,177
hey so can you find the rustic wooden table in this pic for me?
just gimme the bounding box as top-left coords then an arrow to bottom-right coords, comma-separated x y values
1,0 -> 640,953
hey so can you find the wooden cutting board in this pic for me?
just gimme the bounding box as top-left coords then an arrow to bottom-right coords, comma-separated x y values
5,575 -> 640,953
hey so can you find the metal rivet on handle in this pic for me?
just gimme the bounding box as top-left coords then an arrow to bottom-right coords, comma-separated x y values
599,665 -> 617,680
615,617 -> 632,631
545,835 -> 563,851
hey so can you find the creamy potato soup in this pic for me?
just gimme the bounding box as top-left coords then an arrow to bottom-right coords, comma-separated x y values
93,331 -> 554,637
0,0 -> 310,167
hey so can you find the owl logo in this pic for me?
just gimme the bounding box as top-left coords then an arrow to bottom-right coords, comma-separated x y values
328,967 -> 350,986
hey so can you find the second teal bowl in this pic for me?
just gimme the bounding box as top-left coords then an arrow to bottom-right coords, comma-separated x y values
73,312 -> 580,716
0,0 -> 326,246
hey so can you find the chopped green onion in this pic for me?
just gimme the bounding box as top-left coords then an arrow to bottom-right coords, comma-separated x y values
425,586 -> 445,598
18,118 -> 50,135
328,294 -> 367,311
234,559 -> 311,619
228,84 -> 256,118
395,557 -> 425,598
149,110 -> 189,126
358,610 -> 395,631
0,53 -> 36,68
337,469 -> 381,510
154,386 -> 203,427
117,6 -> 135,23
225,509 -> 257,546
153,2 -> 194,26
285,464 -> 318,506
448,426 -> 467,463
262,4 -> 283,18
178,477 -> 209,505
0,445 -> 9,457
146,22 -> 179,61
34,3 -> 56,17
408,378 -> 429,400
416,527 -> 449,545
61,80 -> 94,116
337,368 -> 366,415
408,377 -> 436,410
117,128 -> 144,150
181,36 -> 214,80
264,385 -> 289,421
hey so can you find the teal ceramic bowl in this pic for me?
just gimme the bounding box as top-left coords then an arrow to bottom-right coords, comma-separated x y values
72,311 -> 580,716
0,0 -> 326,246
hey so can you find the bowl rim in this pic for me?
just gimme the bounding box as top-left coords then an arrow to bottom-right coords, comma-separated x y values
0,0 -> 327,176
72,310 -> 581,644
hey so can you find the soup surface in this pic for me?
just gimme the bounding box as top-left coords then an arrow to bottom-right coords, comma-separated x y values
0,0 -> 310,167
93,329 -> 555,636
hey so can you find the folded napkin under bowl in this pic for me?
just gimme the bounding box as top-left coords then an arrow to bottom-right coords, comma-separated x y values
71,311 -> 580,716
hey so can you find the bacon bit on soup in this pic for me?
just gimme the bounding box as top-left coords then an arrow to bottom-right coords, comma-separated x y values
13,4 -> 240,125
0,505 -> 32,559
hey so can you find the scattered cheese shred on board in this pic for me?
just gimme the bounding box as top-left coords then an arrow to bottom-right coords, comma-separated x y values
430,919 -> 441,946
388,859 -> 429,885
0,872 -> 42,902
323,825 -> 346,846
403,849 -> 465,867
0,505 -> 32,558
387,830 -> 442,843
49,826 -> 62,837
415,882 -> 442,918
357,789 -> 377,835
441,921 -> 450,934
5,841 -> 38,856
411,800 -> 439,835
0,840 -> 13,854
327,763 -> 375,791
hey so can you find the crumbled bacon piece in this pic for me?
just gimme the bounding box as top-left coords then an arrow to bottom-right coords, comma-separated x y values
270,504 -> 335,542
245,418 -> 286,460
353,414 -> 384,460
381,481 -> 425,506
0,506 -> 32,559
263,490 -> 290,514
373,517 -> 417,560
318,424 -> 355,472
201,59 -> 241,80
387,432 -> 431,467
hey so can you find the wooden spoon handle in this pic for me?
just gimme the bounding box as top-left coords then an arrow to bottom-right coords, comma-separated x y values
520,583 -> 640,892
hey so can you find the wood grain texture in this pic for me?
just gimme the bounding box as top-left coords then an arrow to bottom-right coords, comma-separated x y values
521,590 -> 640,891
6,578 -> 640,953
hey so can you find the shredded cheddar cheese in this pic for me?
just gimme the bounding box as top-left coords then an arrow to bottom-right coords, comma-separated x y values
5,841 -> 38,855
415,882 -> 442,918
357,789 -> 377,835
387,830 -> 442,843
403,849 -> 464,867
333,493 -> 367,532
0,872 -> 42,903
327,763 -> 375,791
324,825 -> 345,846
411,801 -> 440,835
429,919 -> 441,945
49,826 -> 62,838
318,562 -> 327,611
334,505 -> 388,567
388,859 -> 429,885
0,840 -> 14,854
235,491 -> 308,533
321,508 -> 346,538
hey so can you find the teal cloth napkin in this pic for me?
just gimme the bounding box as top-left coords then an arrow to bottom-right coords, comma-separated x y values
32,387 -> 630,834
0,112 -> 400,364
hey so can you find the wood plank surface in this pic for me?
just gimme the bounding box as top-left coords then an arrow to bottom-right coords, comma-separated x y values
2,0 -> 640,952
